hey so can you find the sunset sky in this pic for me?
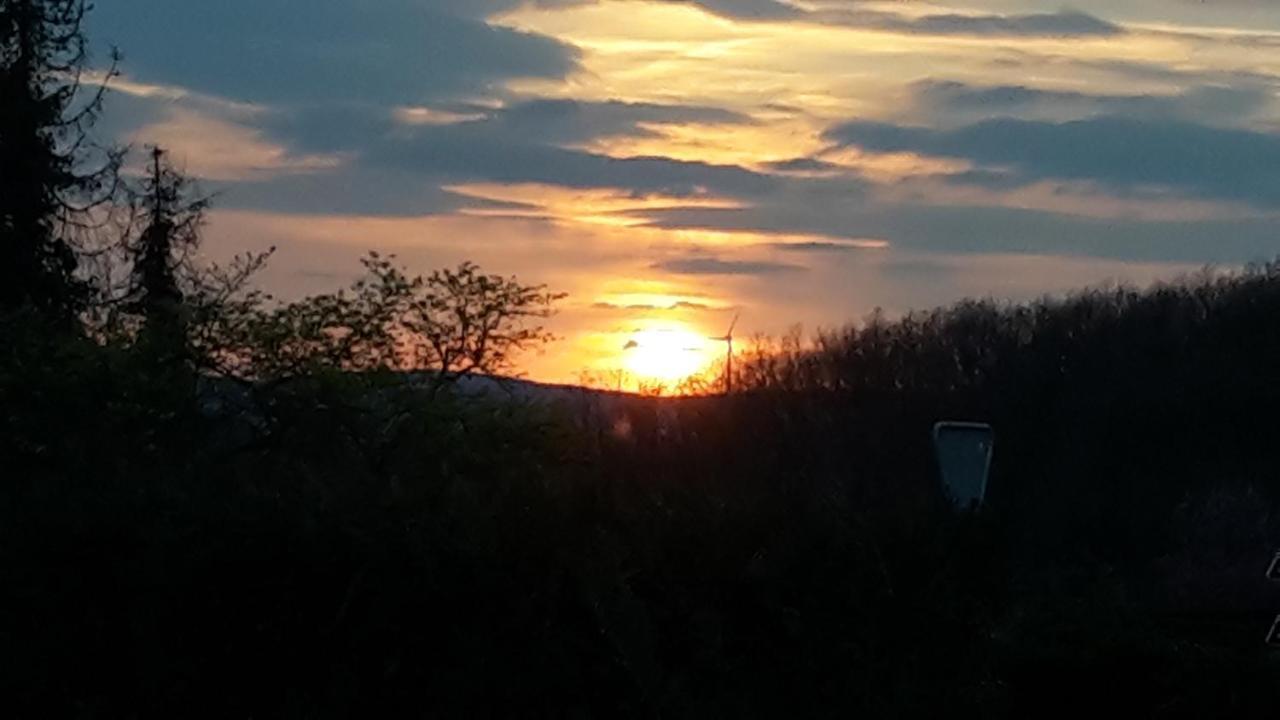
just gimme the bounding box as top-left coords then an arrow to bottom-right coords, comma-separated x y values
89,1 -> 1280,385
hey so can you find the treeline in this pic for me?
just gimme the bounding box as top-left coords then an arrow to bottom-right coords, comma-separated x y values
8,266 -> 1280,717
4,1 -> 1280,718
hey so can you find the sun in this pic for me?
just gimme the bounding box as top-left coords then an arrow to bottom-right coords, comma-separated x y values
622,326 -> 714,384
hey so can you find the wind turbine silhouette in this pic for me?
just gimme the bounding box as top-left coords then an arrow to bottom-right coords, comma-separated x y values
709,312 -> 740,395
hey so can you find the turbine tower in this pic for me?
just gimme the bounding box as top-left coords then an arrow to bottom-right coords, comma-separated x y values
709,313 -> 740,395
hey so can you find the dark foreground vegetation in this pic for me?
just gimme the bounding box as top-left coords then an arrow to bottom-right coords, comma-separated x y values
15,263 -> 1280,712
12,267 -> 1280,718
4,1 -> 1280,717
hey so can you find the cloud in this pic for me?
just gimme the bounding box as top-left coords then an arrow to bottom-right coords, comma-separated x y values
126,108 -> 340,181
213,171 -> 500,217
353,118 -> 781,199
636,202 -> 1280,264
826,115 -> 1280,207
678,0 -> 803,20
877,9 -> 1122,37
651,257 -> 805,275
793,7 -> 1122,37
112,94 -> 774,214
764,157 -> 846,175
768,240 -> 884,253
910,80 -> 1273,126
470,98 -> 750,145
264,98 -> 751,154
215,139 -> 777,216
646,3 -> 1121,37
89,0 -> 1271,276
592,300 -> 714,310
90,1 -> 579,105
1010,55 -> 1280,91
238,97 -> 770,203
254,99 -> 773,202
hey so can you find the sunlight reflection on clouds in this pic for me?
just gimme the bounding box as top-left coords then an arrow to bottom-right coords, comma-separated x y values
90,0 -> 1280,385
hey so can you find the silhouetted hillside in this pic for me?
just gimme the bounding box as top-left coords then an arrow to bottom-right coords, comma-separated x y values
5,266 -> 1280,717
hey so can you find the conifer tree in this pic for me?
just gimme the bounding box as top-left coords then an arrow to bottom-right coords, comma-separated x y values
0,0 -> 121,321
126,146 -> 208,352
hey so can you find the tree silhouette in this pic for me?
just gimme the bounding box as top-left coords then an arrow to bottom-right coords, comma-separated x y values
125,146 -> 209,353
0,0 -> 121,322
198,253 -> 565,389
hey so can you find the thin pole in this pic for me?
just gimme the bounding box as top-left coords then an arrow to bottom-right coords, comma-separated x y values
725,337 -> 732,395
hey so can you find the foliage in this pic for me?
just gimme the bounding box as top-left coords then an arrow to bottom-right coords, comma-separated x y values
0,0 -> 122,320
122,146 -> 210,343
201,253 -> 564,386
5,266 -> 1280,717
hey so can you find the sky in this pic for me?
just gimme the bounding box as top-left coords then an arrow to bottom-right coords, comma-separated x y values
88,1 -> 1280,386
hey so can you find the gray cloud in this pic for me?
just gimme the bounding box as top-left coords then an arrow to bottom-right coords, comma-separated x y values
768,241 -> 880,253
911,80 -> 1273,126
369,126 -> 781,198
889,9 -> 1121,37
827,115 -> 1280,207
209,127 -> 780,215
214,171 -> 522,217
244,98 -> 777,204
636,202 -> 1280,264
90,1 -> 579,105
258,97 -> 750,154
456,98 -> 749,145
764,157 -> 845,174
109,94 -> 776,215
648,3 -> 1121,37
806,7 -> 1121,37
651,257 -> 806,275
677,0 -> 804,20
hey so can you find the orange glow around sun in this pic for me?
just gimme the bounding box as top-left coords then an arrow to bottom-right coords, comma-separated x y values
622,324 -> 716,384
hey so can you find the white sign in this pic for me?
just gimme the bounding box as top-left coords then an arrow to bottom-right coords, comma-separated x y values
933,422 -> 994,510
